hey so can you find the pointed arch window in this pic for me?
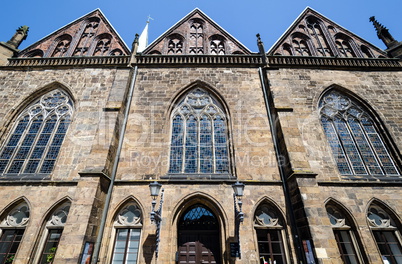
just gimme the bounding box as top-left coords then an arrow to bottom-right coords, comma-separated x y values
210,35 -> 225,55
51,35 -> 72,57
0,89 -> 73,176
367,204 -> 402,264
319,90 -> 400,177
110,203 -> 142,264
189,19 -> 204,54
0,202 -> 30,263
34,202 -> 71,264
326,204 -> 365,263
306,16 -> 333,57
167,34 -> 184,55
335,35 -> 356,58
169,88 -> 230,175
254,203 -> 288,264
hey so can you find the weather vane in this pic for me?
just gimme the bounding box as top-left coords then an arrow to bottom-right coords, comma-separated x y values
147,15 -> 154,23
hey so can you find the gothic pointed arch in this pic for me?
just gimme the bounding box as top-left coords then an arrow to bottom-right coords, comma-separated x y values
319,87 -> 400,178
107,198 -> 143,264
0,198 -> 31,263
366,199 -> 402,263
50,34 -> 73,57
166,33 -> 184,54
0,86 -> 74,177
167,83 -> 232,177
209,34 -> 226,55
176,195 -> 225,264
253,199 -> 290,264
334,33 -> 358,58
325,199 -> 367,263
91,33 -> 112,56
32,199 -> 72,264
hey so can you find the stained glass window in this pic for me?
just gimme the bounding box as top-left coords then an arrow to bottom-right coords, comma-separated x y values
169,88 -> 229,174
0,89 -> 73,175
319,90 -> 399,176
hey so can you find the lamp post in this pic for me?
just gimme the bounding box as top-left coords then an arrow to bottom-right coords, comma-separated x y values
232,181 -> 245,258
149,181 -> 164,258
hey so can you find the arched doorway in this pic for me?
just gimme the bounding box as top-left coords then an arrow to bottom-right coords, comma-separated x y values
178,204 -> 221,264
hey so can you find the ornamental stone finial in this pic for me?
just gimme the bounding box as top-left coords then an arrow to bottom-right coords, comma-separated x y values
6,25 -> 29,49
369,16 -> 397,48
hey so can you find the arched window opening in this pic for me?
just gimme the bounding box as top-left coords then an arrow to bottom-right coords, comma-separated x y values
167,34 -> 184,55
306,16 -> 333,57
178,204 -> 220,264
319,90 -> 400,177
326,203 -> 365,263
210,35 -> 225,55
335,35 -> 356,58
367,204 -> 402,264
0,89 -> 73,176
361,45 -> 374,58
73,17 -> 100,56
254,203 -> 288,264
34,202 -> 70,264
51,35 -> 72,57
0,201 -> 30,263
292,36 -> 311,56
169,88 -> 230,175
282,43 -> 293,56
93,34 -> 112,56
189,19 -> 204,54
110,202 -> 142,264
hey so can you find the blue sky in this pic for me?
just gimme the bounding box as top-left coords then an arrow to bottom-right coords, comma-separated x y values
1,0 -> 401,53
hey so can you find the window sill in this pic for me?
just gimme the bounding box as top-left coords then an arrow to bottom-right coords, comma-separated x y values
161,173 -> 234,180
0,173 -> 51,181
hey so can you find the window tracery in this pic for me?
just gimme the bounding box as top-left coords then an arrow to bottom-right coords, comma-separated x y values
335,35 -> 356,57
110,203 -> 142,264
169,88 -> 229,175
167,34 -> 184,54
51,35 -> 72,57
319,90 -> 400,177
93,34 -> 112,56
73,17 -> 100,56
0,202 -> 29,263
326,204 -> 364,263
291,35 -> 311,56
210,35 -> 225,55
189,19 -> 204,54
0,89 -> 73,176
306,16 -> 333,56
35,202 -> 70,264
254,204 -> 288,264
367,204 -> 402,263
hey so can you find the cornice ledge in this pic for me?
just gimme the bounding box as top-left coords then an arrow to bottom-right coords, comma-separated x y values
267,55 -> 402,69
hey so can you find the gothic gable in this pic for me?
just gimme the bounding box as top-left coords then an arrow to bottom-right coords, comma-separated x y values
143,8 -> 251,55
18,9 -> 130,58
268,7 -> 387,58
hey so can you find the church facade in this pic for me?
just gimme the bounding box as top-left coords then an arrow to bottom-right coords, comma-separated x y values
0,7 -> 401,264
